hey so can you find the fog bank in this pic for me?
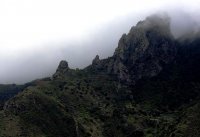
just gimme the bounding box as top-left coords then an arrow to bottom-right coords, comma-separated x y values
0,0 -> 200,84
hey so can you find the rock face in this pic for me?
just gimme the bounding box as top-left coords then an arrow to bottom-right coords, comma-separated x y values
56,60 -> 69,72
2,14 -> 200,137
90,15 -> 177,84
53,60 -> 70,79
92,55 -> 100,65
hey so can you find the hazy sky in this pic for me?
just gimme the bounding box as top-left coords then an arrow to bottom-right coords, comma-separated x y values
0,0 -> 200,84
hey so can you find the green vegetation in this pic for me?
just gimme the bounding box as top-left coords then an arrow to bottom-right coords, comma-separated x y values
0,15 -> 200,137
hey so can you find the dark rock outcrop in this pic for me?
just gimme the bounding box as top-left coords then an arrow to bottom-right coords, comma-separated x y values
56,60 -> 69,72
2,14 -> 200,137
90,14 -> 177,85
53,60 -> 70,79
92,55 -> 100,65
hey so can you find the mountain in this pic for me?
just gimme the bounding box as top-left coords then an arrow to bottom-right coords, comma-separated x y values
87,15 -> 177,84
1,14 -> 200,137
0,83 -> 34,109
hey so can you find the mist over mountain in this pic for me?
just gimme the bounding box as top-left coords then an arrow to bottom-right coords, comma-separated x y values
1,6 -> 200,84
1,1 -> 200,137
1,14 -> 200,137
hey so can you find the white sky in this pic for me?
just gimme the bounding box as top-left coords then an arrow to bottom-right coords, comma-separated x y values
0,0 -> 200,84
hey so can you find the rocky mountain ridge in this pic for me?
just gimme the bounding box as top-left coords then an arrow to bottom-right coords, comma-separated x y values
85,15 -> 177,85
0,14 -> 200,137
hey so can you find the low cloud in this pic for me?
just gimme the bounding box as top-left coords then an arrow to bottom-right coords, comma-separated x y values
0,1 -> 200,84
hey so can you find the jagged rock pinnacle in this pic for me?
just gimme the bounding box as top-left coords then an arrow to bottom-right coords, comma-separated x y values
53,60 -> 69,79
57,60 -> 69,71
92,55 -> 100,65
90,14 -> 177,85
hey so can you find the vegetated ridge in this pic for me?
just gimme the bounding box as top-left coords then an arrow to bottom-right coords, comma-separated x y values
0,14 -> 200,137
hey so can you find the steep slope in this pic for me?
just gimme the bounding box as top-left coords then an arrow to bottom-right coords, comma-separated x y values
0,14 -> 200,137
88,15 -> 177,85
0,83 -> 34,110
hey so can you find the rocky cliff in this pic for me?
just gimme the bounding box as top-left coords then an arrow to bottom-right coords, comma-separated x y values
89,14 -> 177,85
1,14 -> 200,137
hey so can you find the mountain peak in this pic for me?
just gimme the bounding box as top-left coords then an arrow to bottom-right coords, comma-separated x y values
92,55 -> 100,65
53,60 -> 69,79
2,14 -> 200,137
90,14 -> 177,85
57,60 -> 69,70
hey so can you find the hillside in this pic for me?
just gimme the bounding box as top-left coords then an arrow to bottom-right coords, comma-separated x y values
0,14 -> 200,137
